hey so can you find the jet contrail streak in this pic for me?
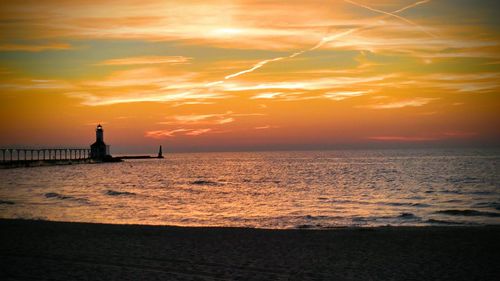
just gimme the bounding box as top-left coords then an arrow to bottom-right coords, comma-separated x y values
393,0 -> 431,13
343,0 -> 436,38
218,0 -> 432,82
224,57 -> 284,79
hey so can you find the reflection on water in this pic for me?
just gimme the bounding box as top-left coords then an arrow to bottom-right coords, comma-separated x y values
1,149 -> 499,228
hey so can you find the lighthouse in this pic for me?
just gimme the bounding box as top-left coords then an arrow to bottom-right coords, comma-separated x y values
96,124 -> 104,143
90,124 -> 109,160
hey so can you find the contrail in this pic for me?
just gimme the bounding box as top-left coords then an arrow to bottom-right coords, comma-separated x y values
217,0 -> 432,81
225,57 -> 284,79
223,29 -> 358,80
343,0 -> 436,38
394,0 -> 431,13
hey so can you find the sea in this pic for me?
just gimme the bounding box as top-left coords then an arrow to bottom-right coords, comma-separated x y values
1,149 -> 499,228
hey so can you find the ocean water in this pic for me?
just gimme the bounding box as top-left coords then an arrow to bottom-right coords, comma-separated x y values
1,149 -> 499,228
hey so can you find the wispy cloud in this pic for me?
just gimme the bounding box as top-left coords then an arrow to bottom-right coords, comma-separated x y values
250,91 -> 317,102
223,76 -> 390,92
97,56 -> 191,66
145,111 -> 265,139
158,111 -> 265,126
324,90 -> 370,101
159,112 -> 236,125
420,73 -> 500,93
67,90 -> 227,106
145,128 -> 212,138
0,79 -> 73,90
66,67 -> 229,106
145,129 -> 191,138
251,92 -> 284,99
0,43 -> 72,52
360,98 -> 438,109
185,128 -> 212,136
254,125 -> 279,130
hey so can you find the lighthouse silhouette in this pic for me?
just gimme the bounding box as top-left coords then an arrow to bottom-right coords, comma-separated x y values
90,124 -> 109,160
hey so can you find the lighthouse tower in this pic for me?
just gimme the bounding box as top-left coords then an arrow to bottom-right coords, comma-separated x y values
90,124 -> 108,160
96,124 -> 104,142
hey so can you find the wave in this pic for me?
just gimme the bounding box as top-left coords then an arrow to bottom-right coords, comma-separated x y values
0,199 -> 15,205
443,199 -> 463,203
353,212 -> 421,222
447,176 -> 484,184
440,189 -> 495,196
381,202 -> 430,208
190,180 -> 220,186
435,209 -> 500,217
44,192 -> 89,203
398,212 -> 419,219
304,215 -> 339,220
106,190 -> 136,196
469,191 -> 494,195
473,202 -> 500,210
45,192 -> 73,200
425,219 -> 468,225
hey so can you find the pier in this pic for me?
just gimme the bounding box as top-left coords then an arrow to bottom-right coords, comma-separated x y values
0,148 -> 92,168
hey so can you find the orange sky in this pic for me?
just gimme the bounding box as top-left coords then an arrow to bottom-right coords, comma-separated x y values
0,0 -> 499,152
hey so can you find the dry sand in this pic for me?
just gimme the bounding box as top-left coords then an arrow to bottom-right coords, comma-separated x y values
1,219 -> 499,280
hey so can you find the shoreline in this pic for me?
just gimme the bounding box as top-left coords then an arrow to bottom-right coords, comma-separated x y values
0,217 -> 497,229
1,218 -> 499,280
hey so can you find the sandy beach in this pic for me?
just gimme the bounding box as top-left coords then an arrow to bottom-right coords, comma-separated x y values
1,219 -> 499,280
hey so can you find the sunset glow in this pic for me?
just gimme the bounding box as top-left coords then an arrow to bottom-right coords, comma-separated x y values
1,0 -> 499,152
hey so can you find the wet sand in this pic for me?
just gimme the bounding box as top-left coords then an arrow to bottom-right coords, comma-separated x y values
1,219 -> 499,280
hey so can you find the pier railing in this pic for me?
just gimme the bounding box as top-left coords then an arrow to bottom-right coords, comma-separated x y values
0,148 -> 91,163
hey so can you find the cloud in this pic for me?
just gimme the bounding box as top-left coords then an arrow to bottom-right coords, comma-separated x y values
145,128 -> 212,138
0,79 -> 73,90
145,111 -> 266,139
324,90 -> 370,101
158,111 -> 264,126
66,67 -> 230,106
420,73 -> 500,93
216,0 -> 434,82
67,90 -> 227,106
251,92 -> 284,99
185,128 -> 212,136
360,97 -> 438,109
97,56 -> 191,66
254,125 -> 278,130
223,75 -> 390,92
250,91 -> 317,102
0,43 -> 72,52
83,67 -> 195,87
159,112 -> 236,125
116,0 -> 430,85
145,129 -> 191,138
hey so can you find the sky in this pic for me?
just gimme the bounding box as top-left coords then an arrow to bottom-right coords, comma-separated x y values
0,0 -> 499,153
